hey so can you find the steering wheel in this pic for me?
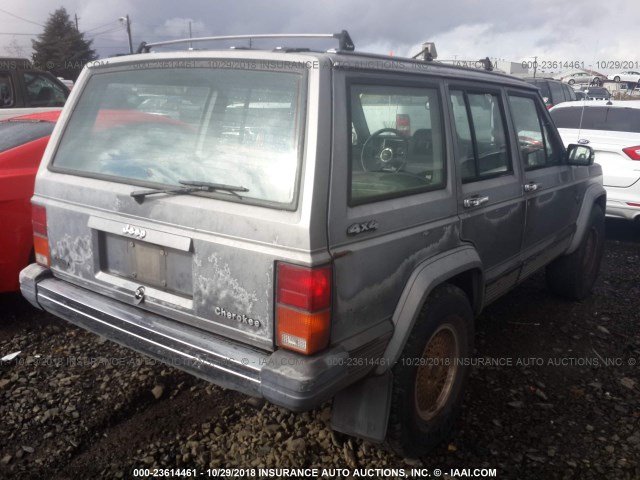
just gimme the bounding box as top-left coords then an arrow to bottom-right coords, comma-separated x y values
360,128 -> 409,172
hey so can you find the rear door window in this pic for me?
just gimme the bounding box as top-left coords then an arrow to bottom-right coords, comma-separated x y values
449,90 -> 511,181
548,82 -> 563,105
562,84 -> 576,101
22,72 -> 67,107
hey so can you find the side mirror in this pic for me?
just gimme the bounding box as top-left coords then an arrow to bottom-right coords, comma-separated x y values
566,144 -> 594,166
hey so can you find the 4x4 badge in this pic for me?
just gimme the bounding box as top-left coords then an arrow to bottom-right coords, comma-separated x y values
123,224 -> 147,239
347,220 -> 378,236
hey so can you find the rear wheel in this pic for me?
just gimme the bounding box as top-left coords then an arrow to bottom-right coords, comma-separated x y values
546,205 -> 605,300
614,76 -> 621,82
568,79 -> 575,85
387,284 -> 474,458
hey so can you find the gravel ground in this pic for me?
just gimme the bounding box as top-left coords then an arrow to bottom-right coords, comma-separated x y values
0,219 -> 638,480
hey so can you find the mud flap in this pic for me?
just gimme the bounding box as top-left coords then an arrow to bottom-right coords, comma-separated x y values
330,370 -> 392,443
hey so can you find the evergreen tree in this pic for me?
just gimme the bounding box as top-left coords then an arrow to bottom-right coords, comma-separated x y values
31,7 -> 98,81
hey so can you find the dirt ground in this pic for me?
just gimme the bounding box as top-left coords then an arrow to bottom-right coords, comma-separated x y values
0,219 -> 638,480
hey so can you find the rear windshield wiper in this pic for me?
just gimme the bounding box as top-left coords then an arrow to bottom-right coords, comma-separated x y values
130,180 -> 249,204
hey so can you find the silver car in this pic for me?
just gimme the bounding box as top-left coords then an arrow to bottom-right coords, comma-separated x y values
562,71 -> 604,86
20,31 -> 606,458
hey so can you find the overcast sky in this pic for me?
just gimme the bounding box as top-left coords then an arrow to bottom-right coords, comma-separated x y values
0,0 -> 637,74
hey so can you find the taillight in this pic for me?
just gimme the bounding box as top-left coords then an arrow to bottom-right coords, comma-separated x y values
623,146 -> 640,160
32,203 -> 50,267
396,114 -> 410,136
276,263 -> 331,355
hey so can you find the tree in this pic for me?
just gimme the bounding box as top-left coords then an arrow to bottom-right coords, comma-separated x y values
5,37 -> 27,58
31,7 -> 97,81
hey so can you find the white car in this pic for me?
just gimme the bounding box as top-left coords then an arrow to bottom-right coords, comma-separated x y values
550,101 -> 640,222
607,71 -> 640,84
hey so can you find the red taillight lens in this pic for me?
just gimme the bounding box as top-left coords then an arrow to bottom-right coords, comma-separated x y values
277,263 -> 331,311
276,263 -> 332,355
396,114 -> 410,136
31,203 -> 50,267
623,146 -> 640,160
32,204 -> 47,236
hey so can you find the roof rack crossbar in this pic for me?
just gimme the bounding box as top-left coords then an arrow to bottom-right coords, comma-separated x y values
136,30 -> 355,54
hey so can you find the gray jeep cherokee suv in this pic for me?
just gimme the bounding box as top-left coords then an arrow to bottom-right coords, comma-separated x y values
20,31 -> 605,457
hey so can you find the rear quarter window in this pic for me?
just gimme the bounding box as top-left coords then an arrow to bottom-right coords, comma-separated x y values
550,107 -> 640,133
349,84 -> 446,204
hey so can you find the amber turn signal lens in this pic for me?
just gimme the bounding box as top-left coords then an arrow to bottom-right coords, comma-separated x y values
276,306 -> 330,355
33,235 -> 50,267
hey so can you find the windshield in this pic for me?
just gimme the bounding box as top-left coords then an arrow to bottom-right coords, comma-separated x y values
550,107 -> 640,133
52,65 -> 304,206
0,120 -> 55,152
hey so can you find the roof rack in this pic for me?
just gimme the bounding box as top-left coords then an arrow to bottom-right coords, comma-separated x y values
136,30 -> 355,54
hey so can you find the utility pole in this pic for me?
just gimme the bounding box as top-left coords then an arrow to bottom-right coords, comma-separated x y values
120,14 -> 133,54
533,56 -> 538,78
74,14 -> 79,31
188,21 -> 192,49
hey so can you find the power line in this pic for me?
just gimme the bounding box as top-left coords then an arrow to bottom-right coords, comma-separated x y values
0,7 -> 43,27
84,19 -> 121,33
89,26 -> 125,38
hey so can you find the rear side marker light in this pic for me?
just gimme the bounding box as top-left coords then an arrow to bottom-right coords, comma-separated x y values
622,146 -> 640,160
32,204 -> 50,267
626,202 -> 640,207
276,263 -> 331,355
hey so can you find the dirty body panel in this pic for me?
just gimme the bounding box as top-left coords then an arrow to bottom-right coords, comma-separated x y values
35,54 -> 334,352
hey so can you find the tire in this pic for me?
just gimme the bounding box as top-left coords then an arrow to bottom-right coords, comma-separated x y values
387,284 -> 474,458
546,205 -> 605,300
614,76 -> 620,82
568,79 -> 575,85
592,78 -> 601,86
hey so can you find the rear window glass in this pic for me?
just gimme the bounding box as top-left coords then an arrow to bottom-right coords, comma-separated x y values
525,80 -> 550,99
52,65 -> 304,207
0,120 -> 55,152
550,107 -> 640,133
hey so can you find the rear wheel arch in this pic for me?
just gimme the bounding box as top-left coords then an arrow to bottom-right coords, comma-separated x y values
446,268 -> 483,315
386,283 -> 475,457
567,184 -> 607,255
546,203 -> 605,300
376,247 -> 483,373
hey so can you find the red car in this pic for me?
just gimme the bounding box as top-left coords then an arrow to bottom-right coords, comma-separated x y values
0,110 -> 61,291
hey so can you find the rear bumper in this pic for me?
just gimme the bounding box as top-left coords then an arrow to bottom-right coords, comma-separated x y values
19,264 -> 392,411
604,185 -> 640,221
606,200 -> 640,221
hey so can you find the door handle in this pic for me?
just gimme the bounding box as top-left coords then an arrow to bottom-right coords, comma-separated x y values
463,196 -> 489,208
524,182 -> 540,192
